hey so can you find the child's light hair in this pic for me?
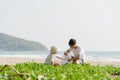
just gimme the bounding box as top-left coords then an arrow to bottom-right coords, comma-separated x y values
50,46 -> 57,54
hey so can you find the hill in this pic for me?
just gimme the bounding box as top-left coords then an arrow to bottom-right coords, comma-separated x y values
0,33 -> 48,51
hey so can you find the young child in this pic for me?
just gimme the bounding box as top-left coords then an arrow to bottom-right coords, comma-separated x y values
56,52 -> 71,65
64,39 -> 85,64
44,46 -> 59,66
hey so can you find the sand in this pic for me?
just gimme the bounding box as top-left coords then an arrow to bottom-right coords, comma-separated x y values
0,56 -> 120,67
87,60 -> 120,67
0,56 -> 44,65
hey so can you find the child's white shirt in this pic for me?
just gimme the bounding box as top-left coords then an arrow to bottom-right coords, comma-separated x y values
44,54 -> 57,64
60,55 -> 71,65
64,55 -> 70,61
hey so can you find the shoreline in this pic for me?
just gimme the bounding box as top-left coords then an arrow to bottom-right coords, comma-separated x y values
0,56 -> 120,67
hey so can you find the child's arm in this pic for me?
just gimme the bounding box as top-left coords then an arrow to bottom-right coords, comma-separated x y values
56,56 -> 65,60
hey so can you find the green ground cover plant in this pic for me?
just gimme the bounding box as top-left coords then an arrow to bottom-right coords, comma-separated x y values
0,62 -> 120,80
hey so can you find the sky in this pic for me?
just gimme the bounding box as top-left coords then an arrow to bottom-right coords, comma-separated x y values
0,0 -> 120,51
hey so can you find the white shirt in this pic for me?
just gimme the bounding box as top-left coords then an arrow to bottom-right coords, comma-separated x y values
60,55 -> 71,65
68,46 -> 85,60
44,54 -> 57,64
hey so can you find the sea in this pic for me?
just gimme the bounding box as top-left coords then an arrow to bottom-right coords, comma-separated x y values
0,51 -> 120,62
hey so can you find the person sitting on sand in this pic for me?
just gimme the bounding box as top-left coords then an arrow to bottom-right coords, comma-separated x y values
44,46 -> 60,66
64,39 -> 85,64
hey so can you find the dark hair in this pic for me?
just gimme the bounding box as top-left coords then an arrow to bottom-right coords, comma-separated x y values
68,39 -> 76,46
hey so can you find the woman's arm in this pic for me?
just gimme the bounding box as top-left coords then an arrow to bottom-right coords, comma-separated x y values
68,54 -> 80,62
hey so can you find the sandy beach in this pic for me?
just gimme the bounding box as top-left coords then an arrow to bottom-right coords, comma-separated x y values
87,61 -> 120,67
0,56 -> 44,65
0,56 -> 120,67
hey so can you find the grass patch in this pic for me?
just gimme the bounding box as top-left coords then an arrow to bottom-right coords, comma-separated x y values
0,62 -> 120,80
